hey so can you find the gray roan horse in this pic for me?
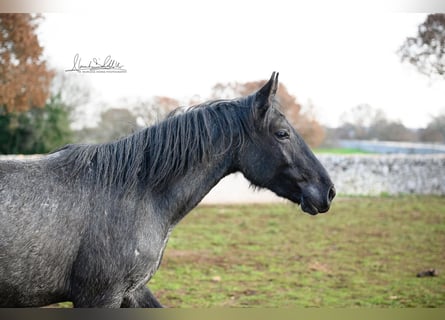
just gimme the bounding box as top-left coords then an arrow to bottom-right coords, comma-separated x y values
0,72 -> 335,307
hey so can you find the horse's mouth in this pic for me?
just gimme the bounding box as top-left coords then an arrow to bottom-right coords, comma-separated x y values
296,184 -> 335,215
283,191 -> 320,215
300,198 -> 319,215
275,186 -> 330,215
300,196 -> 330,215
287,194 -> 320,215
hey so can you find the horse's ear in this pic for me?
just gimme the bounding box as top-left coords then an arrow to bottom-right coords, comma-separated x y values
254,72 -> 279,117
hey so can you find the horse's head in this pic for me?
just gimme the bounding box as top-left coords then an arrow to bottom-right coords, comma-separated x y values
237,72 -> 335,215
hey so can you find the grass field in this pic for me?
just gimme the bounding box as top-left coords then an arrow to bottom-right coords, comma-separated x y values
148,196 -> 445,307
51,196 -> 444,308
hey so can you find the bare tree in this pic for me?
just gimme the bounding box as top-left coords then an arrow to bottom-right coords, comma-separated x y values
132,96 -> 178,127
420,111 -> 445,142
339,104 -> 383,139
399,14 -> 445,78
338,104 -> 417,141
75,96 -> 179,144
50,70 -> 93,125
76,108 -> 140,144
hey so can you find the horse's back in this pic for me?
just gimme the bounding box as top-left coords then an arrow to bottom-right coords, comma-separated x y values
0,155 -> 84,306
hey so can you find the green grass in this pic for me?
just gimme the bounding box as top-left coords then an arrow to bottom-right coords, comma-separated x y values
50,196 -> 444,308
148,196 -> 445,307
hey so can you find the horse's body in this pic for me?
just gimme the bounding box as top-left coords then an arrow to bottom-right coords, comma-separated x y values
0,73 -> 335,307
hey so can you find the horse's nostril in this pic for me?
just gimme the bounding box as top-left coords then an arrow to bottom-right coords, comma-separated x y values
328,186 -> 336,202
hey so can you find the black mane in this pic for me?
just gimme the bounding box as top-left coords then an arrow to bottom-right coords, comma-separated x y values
53,96 -> 256,194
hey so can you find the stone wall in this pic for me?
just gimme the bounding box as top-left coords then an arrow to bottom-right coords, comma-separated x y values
1,154 -> 444,201
317,154 -> 445,196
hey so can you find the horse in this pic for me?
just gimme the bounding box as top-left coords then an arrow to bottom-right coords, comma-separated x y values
0,72 -> 335,307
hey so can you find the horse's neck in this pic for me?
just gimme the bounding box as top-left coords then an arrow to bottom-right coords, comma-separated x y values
155,152 -> 236,226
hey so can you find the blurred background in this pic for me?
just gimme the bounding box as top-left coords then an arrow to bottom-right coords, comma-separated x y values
1,9 -> 445,155
1,4 -> 445,308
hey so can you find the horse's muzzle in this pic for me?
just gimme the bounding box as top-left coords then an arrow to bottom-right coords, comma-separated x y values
301,185 -> 336,215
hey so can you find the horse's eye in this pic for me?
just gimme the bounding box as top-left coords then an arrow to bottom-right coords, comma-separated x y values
275,130 -> 290,140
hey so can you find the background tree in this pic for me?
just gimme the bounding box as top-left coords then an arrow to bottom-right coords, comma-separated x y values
97,108 -> 140,142
211,79 -> 325,147
338,104 -> 380,140
74,96 -> 178,144
397,14 -> 445,143
0,94 -> 72,154
419,111 -> 445,143
132,96 -> 178,127
51,70 -> 93,127
369,119 -> 417,142
336,104 -> 417,142
399,13 -> 445,78
0,14 -> 75,154
76,108 -> 140,144
0,14 -> 53,112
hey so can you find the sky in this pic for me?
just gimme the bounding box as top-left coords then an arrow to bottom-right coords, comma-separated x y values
36,4 -> 445,128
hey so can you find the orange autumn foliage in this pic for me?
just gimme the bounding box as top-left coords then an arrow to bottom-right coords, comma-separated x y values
0,14 -> 54,113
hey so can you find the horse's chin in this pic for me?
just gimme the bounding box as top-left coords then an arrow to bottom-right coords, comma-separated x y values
300,198 -> 320,215
285,193 -> 319,215
289,194 -> 326,215
271,187 -> 324,215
